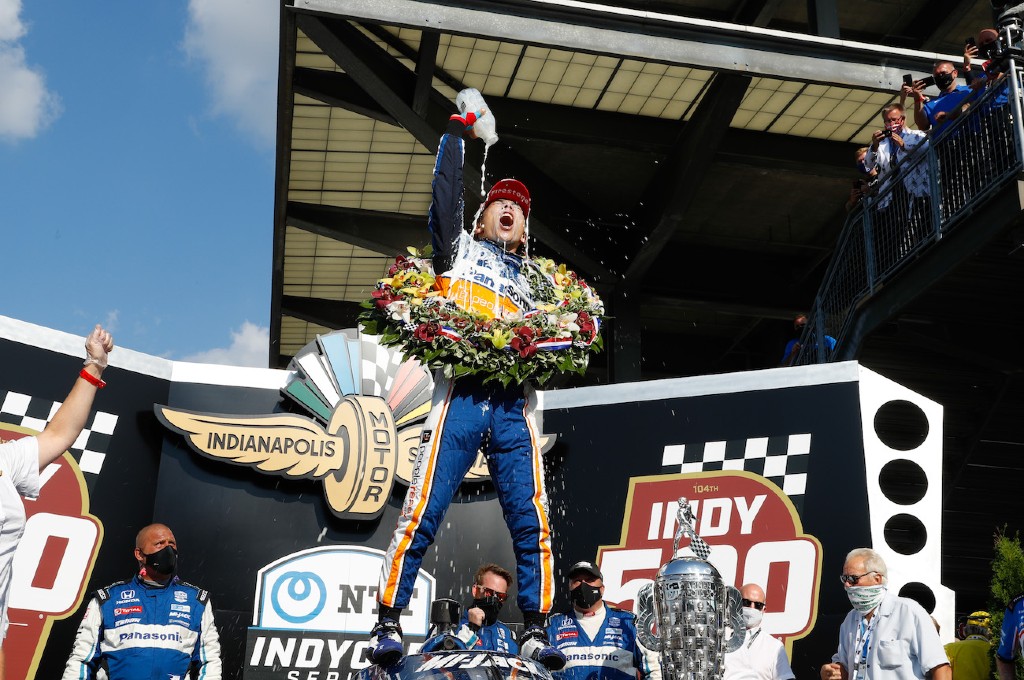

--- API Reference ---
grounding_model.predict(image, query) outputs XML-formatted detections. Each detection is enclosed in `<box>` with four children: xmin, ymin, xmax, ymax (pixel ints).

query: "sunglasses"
<box><xmin>839</xmin><ymin>571</ymin><xmax>877</xmax><ymax>586</ymax></box>
<box><xmin>479</xmin><ymin>586</ymin><xmax>508</xmax><ymax>603</ymax></box>
<box><xmin>742</xmin><ymin>598</ymin><xmax>766</xmax><ymax>611</ymax></box>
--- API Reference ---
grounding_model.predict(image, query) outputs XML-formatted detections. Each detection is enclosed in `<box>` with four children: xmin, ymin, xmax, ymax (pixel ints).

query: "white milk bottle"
<box><xmin>456</xmin><ymin>88</ymin><xmax>498</xmax><ymax>146</ymax></box>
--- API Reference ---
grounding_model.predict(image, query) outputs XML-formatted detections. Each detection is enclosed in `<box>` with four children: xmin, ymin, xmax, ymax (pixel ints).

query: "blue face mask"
<box><xmin>857</xmin><ymin>161</ymin><xmax>871</xmax><ymax>174</ymax></box>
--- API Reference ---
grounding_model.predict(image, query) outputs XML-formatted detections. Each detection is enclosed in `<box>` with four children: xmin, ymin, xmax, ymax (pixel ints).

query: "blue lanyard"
<box><xmin>853</xmin><ymin>615</ymin><xmax>877</xmax><ymax>680</ymax></box>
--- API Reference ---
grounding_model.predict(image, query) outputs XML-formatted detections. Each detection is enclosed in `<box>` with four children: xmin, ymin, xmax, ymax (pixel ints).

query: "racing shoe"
<box><xmin>520</xmin><ymin>625</ymin><xmax>566</xmax><ymax>671</ymax></box>
<box><xmin>368</xmin><ymin>618</ymin><xmax>404</xmax><ymax>666</ymax></box>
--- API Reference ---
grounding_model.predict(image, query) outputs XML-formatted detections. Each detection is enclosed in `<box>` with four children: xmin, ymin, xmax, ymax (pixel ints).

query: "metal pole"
<box><xmin>927</xmin><ymin>144</ymin><xmax>942</xmax><ymax>240</ymax></box>
<box><xmin>861</xmin><ymin>202</ymin><xmax>877</xmax><ymax>294</ymax></box>
<box><xmin>1003</xmin><ymin>23</ymin><xmax>1024</xmax><ymax>164</ymax></box>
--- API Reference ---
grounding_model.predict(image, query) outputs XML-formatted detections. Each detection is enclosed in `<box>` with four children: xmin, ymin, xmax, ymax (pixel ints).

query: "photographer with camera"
<box><xmin>845</xmin><ymin>147</ymin><xmax>878</xmax><ymax>212</ymax></box>
<box><xmin>902</xmin><ymin>62</ymin><xmax>972</xmax><ymax>135</ymax></box>
<box><xmin>864</xmin><ymin>104</ymin><xmax>930</xmax><ymax>267</ymax></box>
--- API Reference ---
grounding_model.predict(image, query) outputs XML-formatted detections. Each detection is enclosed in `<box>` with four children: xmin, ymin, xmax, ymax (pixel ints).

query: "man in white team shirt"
<box><xmin>724</xmin><ymin>583</ymin><xmax>795</xmax><ymax>680</ymax></box>
<box><xmin>0</xmin><ymin>324</ymin><xmax>113</xmax><ymax>680</ymax></box>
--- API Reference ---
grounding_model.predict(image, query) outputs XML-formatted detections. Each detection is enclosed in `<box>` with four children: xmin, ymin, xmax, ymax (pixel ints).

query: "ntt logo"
<box><xmin>119</xmin><ymin>631</ymin><xmax>183</xmax><ymax>643</ymax></box>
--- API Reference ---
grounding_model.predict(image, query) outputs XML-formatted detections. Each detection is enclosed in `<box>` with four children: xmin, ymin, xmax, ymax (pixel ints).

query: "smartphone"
<box><xmin>903</xmin><ymin>73</ymin><xmax>914</xmax><ymax>86</ymax></box>
<box><xmin>920</xmin><ymin>75</ymin><xmax>935</xmax><ymax>88</ymax></box>
<box><xmin>966</xmin><ymin>37</ymin><xmax>977</xmax><ymax>49</ymax></box>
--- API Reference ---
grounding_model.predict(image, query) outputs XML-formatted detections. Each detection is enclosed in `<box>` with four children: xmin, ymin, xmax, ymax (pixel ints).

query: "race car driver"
<box><xmin>371</xmin><ymin>90</ymin><xmax>569</xmax><ymax>671</ymax></box>
<box><xmin>62</xmin><ymin>523</ymin><xmax>221</xmax><ymax>680</ymax></box>
<box><xmin>422</xmin><ymin>563</ymin><xmax>519</xmax><ymax>654</ymax></box>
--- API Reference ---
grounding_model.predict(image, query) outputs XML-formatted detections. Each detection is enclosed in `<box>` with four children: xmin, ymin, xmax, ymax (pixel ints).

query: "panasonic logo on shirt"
<box><xmin>118</xmin><ymin>630</ymin><xmax>183</xmax><ymax>643</ymax></box>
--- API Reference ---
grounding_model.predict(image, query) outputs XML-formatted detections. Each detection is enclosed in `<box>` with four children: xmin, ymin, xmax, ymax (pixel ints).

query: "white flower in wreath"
<box><xmin>387</xmin><ymin>300</ymin><xmax>412</xmax><ymax>324</ymax></box>
<box><xmin>558</xmin><ymin>312</ymin><xmax>580</xmax><ymax>332</ymax></box>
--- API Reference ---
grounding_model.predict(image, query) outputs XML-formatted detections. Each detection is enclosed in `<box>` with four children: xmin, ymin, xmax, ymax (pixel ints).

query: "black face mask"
<box><xmin>142</xmin><ymin>545</ymin><xmax>177</xmax><ymax>576</ymax></box>
<box><xmin>571</xmin><ymin>583</ymin><xmax>602</xmax><ymax>610</ymax></box>
<box><xmin>471</xmin><ymin>596</ymin><xmax>503</xmax><ymax>626</ymax></box>
<box><xmin>934</xmin><ymin>72</ymin><xmax>955</xmax><ymax>90</ymax></box>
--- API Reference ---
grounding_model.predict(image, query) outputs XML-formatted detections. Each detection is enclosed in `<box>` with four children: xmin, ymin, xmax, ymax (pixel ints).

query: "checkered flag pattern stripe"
<box><xmin>0</xmin><ymin>390</ymin><xmax>118</xmax><ymax>482</ymax></box>
<box><xmin>662</xmin><ymin>433</ymin><xmax>811</xmax><ymax>502</ymax></box>
<box><xmin>359</xmin><ymin>334</ymin><xmax>403</xmax><ymax>397</ymax></box>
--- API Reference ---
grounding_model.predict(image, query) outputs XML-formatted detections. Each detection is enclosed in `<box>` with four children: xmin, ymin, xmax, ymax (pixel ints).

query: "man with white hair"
<box><xmin>819</xmin><ymin>548</ymin><xmax>950</xmax><ymax>680</ymax></box>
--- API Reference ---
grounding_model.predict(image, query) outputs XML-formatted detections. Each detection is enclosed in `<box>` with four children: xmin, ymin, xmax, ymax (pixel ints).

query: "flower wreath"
<box><xmin>358</xmin><ymin>247</ymin><xmax>604</xmax><ymax>386</ymax></box>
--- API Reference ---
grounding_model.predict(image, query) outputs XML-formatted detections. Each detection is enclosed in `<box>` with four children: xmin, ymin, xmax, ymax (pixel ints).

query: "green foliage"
<box><xmin>989</xmin><ymin>528</ymin><xmax>1024</xmax><ymax>680</ymax></box>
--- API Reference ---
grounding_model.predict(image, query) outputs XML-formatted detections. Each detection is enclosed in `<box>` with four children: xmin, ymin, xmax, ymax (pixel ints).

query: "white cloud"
<box><xmin>0</xmin><ymin>0</ymin><xmax>26</xmax><ymax>41</ymax></box>
<box><xmin>103</xmin><ymin>309</ymin><xmax>120</xmax><ymax>333</ymax></box>
<box><xmin>183</xmin><ymin>0</ymin><xmax>279</xmax><ymax>147</ymax></box>
<box><xmin>0</xmin><ymin>0</ymin><xmax>60</xmax><ymax>142</ymax></box>
<box><xmin>182</xmin><ymin>321</ymin><xmax>269</xmax><ymax>367</ymax></box>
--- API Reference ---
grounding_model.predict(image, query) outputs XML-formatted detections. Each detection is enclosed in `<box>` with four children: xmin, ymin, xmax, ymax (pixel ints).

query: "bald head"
<box><xmin>741</xmin><ymin>583</ymin><xmax>766</xmax><ymax>605</ymax></box>
<box><xmin>136</xmin><ymin>523</ymin><xmax>173</xmax><ymax>549</ymax></box>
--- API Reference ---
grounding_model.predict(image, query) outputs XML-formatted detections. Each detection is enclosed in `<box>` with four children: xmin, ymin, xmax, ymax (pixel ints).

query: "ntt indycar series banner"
<box><xmin>245</xmin><ymin>546</ymin><xmax>434</xmax><ymax>679</ymax></box>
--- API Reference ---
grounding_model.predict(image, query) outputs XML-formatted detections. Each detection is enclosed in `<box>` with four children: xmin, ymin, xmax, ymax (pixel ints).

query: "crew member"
<box><xmin>945</xmin><ymin>611</ymin><xmax>992</xmax><ymax>680</ymax></box>
<box><xmin>997</xmin><ymin>594</ymin><xmax>1024</xmax><ymax>680</ymax></box>
<box><xmin>62</xmin><ymin>523</ymin><xmax>222</xmax><ymax>679</ymax></box>
<box><xmin>548</xmin><ymin>561</ymin><xmax>660</xmax><ymax>680</ymax></box>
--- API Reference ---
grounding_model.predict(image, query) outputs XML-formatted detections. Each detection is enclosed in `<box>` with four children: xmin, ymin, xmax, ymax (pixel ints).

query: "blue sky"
<box><xmin>0</xmin><ymin>0</ymin><xmax>280</xmax><ymax>366</ymax></box>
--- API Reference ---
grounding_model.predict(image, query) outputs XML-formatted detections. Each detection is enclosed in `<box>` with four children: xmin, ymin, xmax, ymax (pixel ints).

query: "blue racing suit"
<box><xmin>422</xmin><ymin>612</ymin><xmax>519</xmax><ymax>654</ymax></box>
<box><xmin>997</xmin><ymin>594</ymin><xmax>1024</xmax><ymax>663</ymax></box>
<box><xmin>548</xmin><ymin>606</ymin><xmax>659</xmax><ymax>680</ymax></box>
<box><xmin>378</xmin><ymin>119</ymin><xmax>555</xmax><ymax>617</ymax></box>
<box><xmin>62</xmin><ymin>574</ymin><xmax>221</xmax><ymax>680</ymax></box>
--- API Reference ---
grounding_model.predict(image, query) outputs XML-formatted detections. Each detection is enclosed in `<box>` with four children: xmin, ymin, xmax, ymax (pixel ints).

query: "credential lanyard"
<box><xmin>853</xmin><ymin>615</ymin><xmax>877</xmax><ymax>680</ymax></box>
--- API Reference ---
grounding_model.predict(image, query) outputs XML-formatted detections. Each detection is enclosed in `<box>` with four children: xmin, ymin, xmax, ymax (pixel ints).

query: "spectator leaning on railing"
<box><xmin>903</xmin><ymin>61</ymin><xmax>973</xmax><ymax>136</ymax></box>
<box><xmin>846</xmin><ymin>146</ymin><xmax>878</xmax><ymax>212</ymax></box>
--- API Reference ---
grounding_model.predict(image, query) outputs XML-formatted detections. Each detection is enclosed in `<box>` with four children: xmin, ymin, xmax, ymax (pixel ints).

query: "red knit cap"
<box><xmin>484</xmin><ymin>179</ymin><xmax>531</xmax><ymax>218</ymax></box>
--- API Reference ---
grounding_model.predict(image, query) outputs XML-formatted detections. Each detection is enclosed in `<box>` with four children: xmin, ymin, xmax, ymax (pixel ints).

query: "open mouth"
<box><xmin>499</xmin><ymin>214</ymin><xmax>514</xmax><ymax>228</ymax></box>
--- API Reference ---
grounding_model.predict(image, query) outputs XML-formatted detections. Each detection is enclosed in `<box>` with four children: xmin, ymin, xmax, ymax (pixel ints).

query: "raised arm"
<box><xmin>430</xmin><ymin>117</ymin><xmax>471</xmax><ymax>275</ymax></box>
<box><xmin>36</xmin><ymin>325</ymin><xmax>113</xmax><ymax>471</ymax></box>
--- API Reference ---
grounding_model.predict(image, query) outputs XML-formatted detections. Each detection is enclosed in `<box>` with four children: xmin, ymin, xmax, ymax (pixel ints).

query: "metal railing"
<box><xmin>794</xmin><ymin>55</ymin><xmax>1024</xmax><ymax>365</ymax></box>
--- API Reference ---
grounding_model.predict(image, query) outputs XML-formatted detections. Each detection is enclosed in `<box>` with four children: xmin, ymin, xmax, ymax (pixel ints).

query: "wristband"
<box><xmin>79</xmin><ymin>368</ymin><xmax>106</xmax><ymax>389</ymax></box>
<box><xmin>449</xmin><ymin>111</ymin><xmax>478</xmax><ymax>129</ymax></box>
<box><xmin>84</xmin><ymin>356</ymin><xmax>108</xmax><ymax>369</ymax></box>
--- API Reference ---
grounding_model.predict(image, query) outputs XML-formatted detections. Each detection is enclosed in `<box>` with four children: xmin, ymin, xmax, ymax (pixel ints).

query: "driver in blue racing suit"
<box><xmin>997</xmin><ymin>593</ymin><xmax>1024</xmax><ymax>680</ymax></box>
<box><xmin>62</xmin><ymin>524</ymin><xmax>221</xmax><ymax>680</ymax></box>
<box><xmin>371</xmin><ymin>91</ymin><xmax>566</xmax><ymax>671</ymax></box>
<box><xmin>422</xmin><ymin>563</ymin><xmax>519</xmax><ymax>654</ymax></box>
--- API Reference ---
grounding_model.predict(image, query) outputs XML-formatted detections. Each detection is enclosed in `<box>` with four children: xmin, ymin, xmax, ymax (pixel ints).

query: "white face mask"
<box><xmin>742</xmin><ymin>606</ymin><xmax>763</xmax><ymax>629</ymax></box>
<box><xmin>846</xmin><ymin>585</ymin><xmax>886</xmax><ymax>613</ymax></box>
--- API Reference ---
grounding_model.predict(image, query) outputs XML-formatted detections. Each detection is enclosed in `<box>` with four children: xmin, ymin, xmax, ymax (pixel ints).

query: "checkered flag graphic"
<box><xmin>0</xmin><ymin>389</ymin><xmax>118</xmax><ymax>492</ymax></box>
<box><xmin>359</xmin><ymin>333</ymin><xmax>404</xmax><ymax>396</ymax></box>
<box><xmin>662</xmin><ymin>433</ymin><xmax>811</xmax><ymax>510</ymax></box>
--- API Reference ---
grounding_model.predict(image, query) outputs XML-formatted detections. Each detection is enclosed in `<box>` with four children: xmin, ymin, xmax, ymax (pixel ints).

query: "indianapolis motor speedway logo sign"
<box><xmin>156</xmin><ymin>328</ymin><xmax>550</xmax><ymax>520</ymax></box>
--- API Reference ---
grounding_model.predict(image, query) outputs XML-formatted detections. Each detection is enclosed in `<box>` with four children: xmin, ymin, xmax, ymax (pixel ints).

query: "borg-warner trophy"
<box><xmin>636</xmin><ymin>498</ymin><xmax>744</xmax><ymax>680</ymax></box>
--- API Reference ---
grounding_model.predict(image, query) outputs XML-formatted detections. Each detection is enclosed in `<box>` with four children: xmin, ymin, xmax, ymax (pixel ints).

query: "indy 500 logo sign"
<box><xmin>598</xmin><ymin>471</ymin><xmax>822</xmax><ymax>647</ymax></box>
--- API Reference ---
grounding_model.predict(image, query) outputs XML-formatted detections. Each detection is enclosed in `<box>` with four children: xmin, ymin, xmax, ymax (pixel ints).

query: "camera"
<box><xmin>882</xmin><ymin>129</ymin><xmax>893</xmax><ymax>137</ymax></box>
